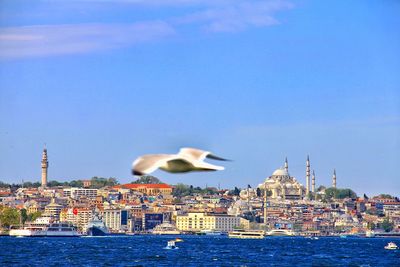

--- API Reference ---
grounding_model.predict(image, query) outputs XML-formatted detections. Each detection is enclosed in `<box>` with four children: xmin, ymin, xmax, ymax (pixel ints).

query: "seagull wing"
<box><xmin>179</xmin><ymin>147</ymin><xmax>229</xmax><ymax>161</ymax></box>
<box><xmin>178</xmin><ymin>147</ymin><xmax>209</xmax><ymax>161</ymax></box>
<box><xmin>132</xmin><ymin>154</ymin><xmax>176</xmax><ymax>175</ymax></box>
<box><xmin>191</xmin><ymin>160</ymin><xmax>225</xmax><ymax>171</ymax></box>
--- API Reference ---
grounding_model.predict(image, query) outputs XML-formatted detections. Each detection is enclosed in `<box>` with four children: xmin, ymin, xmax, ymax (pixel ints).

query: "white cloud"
<box><xmin>0</xmin><ymin>21</ymin><xmax>175</xmax><ymax>58</ymax></box>
<box><xmin>176</xmin><ymin>1</ymin><xmax>292</xmax><ymax>32</ymax></box>
<box><xmin>0</xmin><ymin>0</ymin><xmax>293</xmax><ymax>58</ymax></box>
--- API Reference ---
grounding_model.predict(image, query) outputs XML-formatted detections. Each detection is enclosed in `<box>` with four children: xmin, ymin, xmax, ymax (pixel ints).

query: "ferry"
<box><xmin>9</xmin><ymin>217</ymin><xmax>51</xmax><ymax>237</ymax></box>
<box><xmin>228</xmin><ymin>230</ymin><xmax>265</xmax><ymax>239</ymax></box>
<box><xmin>43</xmin><ymin>223</ymin><xmax>81</xmax><ymax>237</ymax></box>
<box><xmin>197</xmin><ymin>229</ymin><xmax>224</xmax><ymax>236</ymax></box>
<box><xmin>152</xmin><ymin>222</ymin><xmax>181</xmax><ymax>235</ymax></box>
<box><xmin>266</xmin><ymin>229</ymin><xmax>295</xmax><ymax>236</ymax></box>
<box><xmin>384</xmin><ymin>242</ymin><xmax>398</xmax><ymax>250</ymax></box>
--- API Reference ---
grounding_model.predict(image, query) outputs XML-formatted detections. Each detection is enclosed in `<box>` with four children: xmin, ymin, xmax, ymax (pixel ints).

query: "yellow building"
<box><xmin>176</xmin><ymin>212</ymin><xmax>247</xmax><ymax>232</ymax></box>
<box><xmin>114</xmin><ymin>184</ymin><xmax>173</xmax><ymax>196</ymax></box>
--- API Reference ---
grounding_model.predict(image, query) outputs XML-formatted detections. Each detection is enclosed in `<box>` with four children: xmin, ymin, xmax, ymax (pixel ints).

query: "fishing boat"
<box><xmin>384</xmin><ymin>242</ymin><xmax>398</xmax><ymax>250</ymax></box>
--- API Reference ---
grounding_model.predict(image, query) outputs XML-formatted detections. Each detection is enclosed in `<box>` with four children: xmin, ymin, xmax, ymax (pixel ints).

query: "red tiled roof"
<box><xmin>114</xmin><ymin>183</ymin><xmax>173</xmax><ymax>189</ymax></box>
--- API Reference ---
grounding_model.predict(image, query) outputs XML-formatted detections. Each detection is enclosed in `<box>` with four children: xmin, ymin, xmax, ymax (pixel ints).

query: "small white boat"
<box><xmin>164</xmin><ymin>240</ymin><xmax>179</xmax><ymax>250</ymax></box>
<box><xmin>384</xmin><ymin>242</ymin><xmax>398</xmax><ymax>250</ymax></box>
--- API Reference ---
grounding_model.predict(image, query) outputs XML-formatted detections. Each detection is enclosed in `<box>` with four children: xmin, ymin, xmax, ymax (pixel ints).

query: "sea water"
<box><xmin>1</xmin><ymin>236</ymin><xmax>399</xmax><ymax>266</ymax></box>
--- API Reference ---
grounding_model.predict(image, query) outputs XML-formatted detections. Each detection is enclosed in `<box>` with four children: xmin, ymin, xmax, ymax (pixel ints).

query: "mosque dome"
<box><xmin>272</xmin><ymin>168</ymin><xmax>289</xmax><ymax>177</ymax></box>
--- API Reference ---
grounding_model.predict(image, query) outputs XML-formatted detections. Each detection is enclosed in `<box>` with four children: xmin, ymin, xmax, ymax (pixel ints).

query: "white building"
<box><xmin>63</xmin><ymin>188</ymin><xmax>98</xmax><ymax>199</ymax></box>
<box><xmin>101</xmin><ymin>209</ymin><xmax>131</xmax><ymax>232</ymax></box>
<box><xmin>176</xmin><ymin>212</ymin><xmax>248</xmax><ymax>232</ymax></box>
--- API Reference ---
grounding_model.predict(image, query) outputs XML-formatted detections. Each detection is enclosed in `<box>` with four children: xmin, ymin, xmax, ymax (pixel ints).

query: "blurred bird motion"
<box><xmin>132</xmin><ymin>147</ymin><xmax>229</xmax><ymax>176</ymax></box>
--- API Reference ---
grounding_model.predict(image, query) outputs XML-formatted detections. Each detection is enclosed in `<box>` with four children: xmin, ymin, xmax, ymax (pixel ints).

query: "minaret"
<box><xmin>263</xmin><ymin>182</ymin><xmax>267</xmax><ymax>226</ymax></box>
<box><xmin>312</xmin><ymin>170</ymin><xmax>316</xmax><ymax>193</ymax></box>
<box><xmin>332</xmin><ymin>169</ymin><xmax>337</xmax><ymax>188</ymax></box>
<box><xmin>284</xmin><ymin>157</ymin><xmax>289</xmax><ymax>173</ymax></box>
<box><xmin>305</xmin><ymin>155</ymin><xmax>310</xmax><ymax>198</ymax></box>
<box><xmin>41</xmin><ymin>146</ymin><xmax>49</xmax><ymax>187</ymax></box>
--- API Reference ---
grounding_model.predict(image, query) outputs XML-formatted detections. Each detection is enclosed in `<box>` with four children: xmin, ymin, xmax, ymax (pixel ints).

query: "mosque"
<box><xmin>257</xmin><ymin>156</ymin><xmax>337</xmax><ymax>201</ymax></box>
<box><xmin>257</xmin><ymin>158</ymin><xmax>306</xmax><ymax>201</ymax></box>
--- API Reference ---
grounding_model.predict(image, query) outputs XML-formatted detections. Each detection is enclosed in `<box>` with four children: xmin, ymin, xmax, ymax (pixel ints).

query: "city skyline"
<box><xmin>0</xmin><ymin>0</ymin><xmax>399</xmax><ymax>196</ymax></box>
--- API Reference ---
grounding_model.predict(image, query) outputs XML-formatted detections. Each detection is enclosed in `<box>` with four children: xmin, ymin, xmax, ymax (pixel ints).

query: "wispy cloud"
<box><xmin>0</xmin><ymin>0</ymin><xmax>293</xmax><ymax>58</ymax></box>
<box><xmin>176</xmin><ymin>1</ymin><xmax>293</xmax><ymax>32</ymax></box>
<box><xmin>0</xmin><ymin>21</ymin><xmax>175</xmax><ymax>58</ymax></box>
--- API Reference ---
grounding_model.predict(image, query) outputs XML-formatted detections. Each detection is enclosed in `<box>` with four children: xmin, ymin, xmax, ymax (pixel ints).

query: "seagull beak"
<box><xmin>207</xmin><ymin>154</ymin><xmax>232</xmax><ymax>161</ymax></box>
<box><xmin>132</xmin><ymin>170</ymin><xmax>144</xmax><ymax>176</ymax></box>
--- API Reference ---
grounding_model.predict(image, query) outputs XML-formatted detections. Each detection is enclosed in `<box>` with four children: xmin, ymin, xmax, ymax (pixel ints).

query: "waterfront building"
<box><xmin>101</xmin><ymin>209</ymin><xmax>130</xmax><ymax>232</ymax></box>
<box><xmin>63</xmin><ymin>188</ymin><xmax>98</xmax><ymax>199</ymax></box>
<box><xmin>60</xmin><ymin>207</ymin><xmax>93</xmax><ymax>232</ymax></box>
<box><xmin>142</xmin><ymin>213</ymin><xmax>163</xmax><ymax>231</ymax></box>
<box><xmin>113</xmin><ymin>183</ymin><xmax>173</xmax><ymax>196</ymax></box>
<box><xmin>257</xmin><ymin>160</ymin><xmax>304</xmax><ymax>200</ymax></box>
<box><xmin>41</xmin><ymin>147</ymin><xmax>49</xmax><ymax>187</ymax></box>
<box><xmin>176</xmin><ymin>212</ymin><xmax>247</xmax><ymax>232</ymax></box>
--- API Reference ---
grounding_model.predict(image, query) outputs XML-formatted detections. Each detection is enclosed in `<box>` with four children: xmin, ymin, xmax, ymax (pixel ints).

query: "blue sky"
<box><xmin>0</xmin><ymin>0</ymin><xmax>399</xmax><ymax>196</ymax></box>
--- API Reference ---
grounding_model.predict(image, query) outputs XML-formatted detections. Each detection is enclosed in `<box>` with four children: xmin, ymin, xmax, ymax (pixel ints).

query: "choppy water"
<box><xmin>1</xmin><ymin>236</ymin><xmax>399</xmax><ymax>266</ymax></box>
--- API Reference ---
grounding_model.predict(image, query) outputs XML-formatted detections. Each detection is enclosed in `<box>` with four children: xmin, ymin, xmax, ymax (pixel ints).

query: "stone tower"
<box><xmin>305</xmin><ymin>155</ymin><xmax>310</xmax><ymax>198</ymax></box>
<box><xmin>41</xmin><ymin>146</ymin><xmax>49</xmax><ymax>187</ymax></box>
<box><xmin>312</xmin><ymin>170</ymin><xmax>316</xmax><ymax>193</ymax></box>
<box><xmin>332</xmin><ymin>169</ymin><xmax>337</xmax><ymax>188</ymax></box>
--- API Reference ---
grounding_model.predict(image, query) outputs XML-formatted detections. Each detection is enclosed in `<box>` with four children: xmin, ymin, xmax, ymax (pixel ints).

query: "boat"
<box><xmin>9</xmin><ymin>217</ymin><xmax>51</xmax><ymax>237</ymax></box>
<box><xmin>175</xmin><ymin>238</ymin><xmax>184</xmax><ymax>242</ymax></box>
<box><xmin>384</xmin><ymin>242</ymin><xmax>398</xmax><ymax>250</ymax></box>
<box><xmin>164</xmin><ymin>240</ymin><xmax>179</xmax><ymax>250</ymax></box>
<box><xmin>42</xmin><ymin>223</ymin><xmax>81</xmax><ymax>237</ymax></box>
<box><xmin>228</xmin><ymin>230</ymin><xmax>265</xmax><ymax>239</ymax></box>
<box><xmin>152</xmin><ymin>222</ymin><xmax>181</xmax><ymax>235</ymax></box>
<box><xmin>197</xmin><ymin>229</ymin><xmax>224</xmax><ymax>236</ymax></box>
<box><xmin>266</xmin><ymin>229</ymin><xmax>295</xmax><ymax>236</ymax></box>
<box><xmin>86</xmin><ymin>214</ymin><xmax>110</xmax><ymax>236</ymax></box>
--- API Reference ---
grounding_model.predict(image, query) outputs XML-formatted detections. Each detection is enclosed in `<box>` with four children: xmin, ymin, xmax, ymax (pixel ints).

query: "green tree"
<box><xmin>381</xmin><ymin>218</ymin><xmax>394</xmax><ymax>232</ymax></box>
<box><xmin>28</xmin><ymin>211</ymin><xmax>42</xmax><ymax>222</ymax></box>
<box><xmin>20</xmin><ymin>209</ymin><xmax>28</xmax><ymax>225</ymax></box>
<box><xmin>70</xmin><ymin>180</ymin><xmax>84</xmax><ymax>187</ymax></box>
<box><xmin>324</xmin><ymin>187</ymin><xmax>357</xmax><ymax>201</ymax></box>
<box><xmin>317</xmin><ymin>185</ymin><xmax>326</xmax><ymax>192</ymax></box>
<box><xmin>132</xmin><ymin>175</ymin><xmax>162</xmax><ymax>184</ymax></box>
<box><xmin>367</xmin><ymin>222</ymin><xmax>376</xmax><ymax>230</ymax></box>
<box><xmin>0</xmin><ymin>207</ymin><xmax>20</xmax><ymax>228</ymax></box>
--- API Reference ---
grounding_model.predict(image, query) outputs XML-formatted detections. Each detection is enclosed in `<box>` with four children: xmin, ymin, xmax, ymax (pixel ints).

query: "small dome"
<box><xmin>272</xmin><ymin>168</ymin><xmax>289</xmax><ymax>177</ymax></box>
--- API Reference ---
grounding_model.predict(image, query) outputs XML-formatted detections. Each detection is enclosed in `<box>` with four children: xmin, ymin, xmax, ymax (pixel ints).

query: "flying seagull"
<box><xmin>132</xmin><ymin>147</ymin><xmax>229</xmax><ymax>176</ymax></box>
